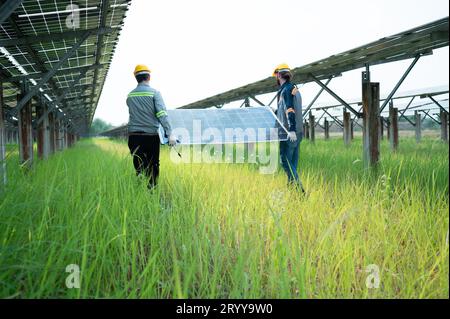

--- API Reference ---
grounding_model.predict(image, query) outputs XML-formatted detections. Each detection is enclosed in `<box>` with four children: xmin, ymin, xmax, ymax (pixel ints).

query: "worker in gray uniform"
<box><xmin>126</xmin><ymin>64</ymin><xmax>177</xmax><ymax>190</ymax></box>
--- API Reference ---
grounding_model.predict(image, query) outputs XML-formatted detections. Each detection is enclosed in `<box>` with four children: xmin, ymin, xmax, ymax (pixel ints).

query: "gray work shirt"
<box><xmin>126</xmin><ymin>82</ymin><xmax>172</xmax><ymax>136</ymax></box>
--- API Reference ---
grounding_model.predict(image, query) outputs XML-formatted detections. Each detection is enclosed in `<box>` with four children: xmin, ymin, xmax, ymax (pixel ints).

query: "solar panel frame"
<box><xmin>0</xmin><ymin>0</ymin><xmax>131</xmax><ymax>133</ymax></box>
<box><xmin>179</xmin><ymin>18</ymin><xmax>449</xmax><ymax>110</ymax></box>
<box><xmin>158</xmin><ymin>107</ymin><xmax>290</xmax><ymax>145</ymax></box>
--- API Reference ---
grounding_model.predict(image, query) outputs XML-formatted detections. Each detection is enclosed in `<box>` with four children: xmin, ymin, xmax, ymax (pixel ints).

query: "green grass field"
<box><xmin>0</xmin><ymin>137</ymin><xmax>448</xmax><ymax>298</ymax></box>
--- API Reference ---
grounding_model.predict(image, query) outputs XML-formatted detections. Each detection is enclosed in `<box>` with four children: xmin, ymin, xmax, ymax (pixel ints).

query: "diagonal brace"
<box><xmin>323</xmin><ymin>109</ymin><xmax>343</xmax><ymax>128</ymax></box>
<box><xmin>309</xmin><ymin>74</ymin><xmax>361</xmax><ymax>117</ymax></box>
<box><xmin>421</xmin><ymin>110</ymin><xmax>441</xmax><ymax>125</ymax></box>
<box><xmin>314</xmin><ymin>112</ymin><xmax>326</xmax><ymax>127</ymax></box>
<box><xmin>379</xmin><ymin>55</ymin><xmax>421</xmax><ymax>113</ymax></box>
<box><xmin>398</xmin><ymin>97</ymin><xmax>417</xmax><ymax>126</ymax></box>
<box><xmin>0</xmin><ymin>0</ymin><xmax>23</xmax><ymax>25</ymax></box>
<box><xmin>249</xmin><ymin>95</ymin><xmax>265</xmax><ymax>107</ymax></box>
<box><xmin>428</xmin><ymin>95</ymin><xmax>449</xmax><ymax>115</ymax></box>
<box><xmin>35</xmin><ymin>70</ymin><xmax>86</xmax><ymax>127</ymax></box>
<box><xmin>11</xmin><ymin>30</ymin><xmax>93</xmax><ymax>117</ymax></box>
<box><xmin>303</xmin><ymin>77</ymin><xmax>333</xmax><ymax>118</ymax></box>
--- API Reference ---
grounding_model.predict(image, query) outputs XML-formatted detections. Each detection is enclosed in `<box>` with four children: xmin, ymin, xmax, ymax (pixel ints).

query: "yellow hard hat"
<box><xmin>272</xmin><ymin>63</ymin><xmax>291</xmax><ymax>77</ymax></box>
<box><xmin>134</xmin><ymin>64</ymin><xmax>151</xmax><ymax>76</ymax></box>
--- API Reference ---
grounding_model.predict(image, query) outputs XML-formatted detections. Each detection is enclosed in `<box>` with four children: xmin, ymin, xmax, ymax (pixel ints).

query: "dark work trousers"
<box><xmin>128</xmin><ymin>134</ymin><xmax>161</xmax><ymax>189</ymax></box>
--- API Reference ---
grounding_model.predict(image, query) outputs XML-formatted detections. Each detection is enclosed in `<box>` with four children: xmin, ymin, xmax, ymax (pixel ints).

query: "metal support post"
<box><xmin>309</xmin><ymin>112</ymin><xmax>315</xmax><ymax>143</ymax></box>
<box><xmin>415</xmin><ymin>111</ymin><xmax>422</xmax><ymax>143</ymax></box>
<box><xmin>441</xmin><ymin>110</ymin><xmax>449</xmax><ymax>143</ymax></box>
<box><xmin>343</xmin><ymin>110</ymin><xmax>352</xmax><ymax>146</ymax></box>
<box><xmin>389</xmin><ymin>102</ymin><xmax>399</xmax><ymax>152</ymax></box>
<box><xmin>0</xmin><ymin>80</ymin><xmax>7</xmax><ymax>186</ymax></box>
<box><xmin>362</xmin><ymin>79</ymin><xmax>380</xmax><ymax>168</ymax></box>
<box><xmin>324</xmin><ymin>118</ymin><xmax>330</xmax><ymax>140</ymax></box>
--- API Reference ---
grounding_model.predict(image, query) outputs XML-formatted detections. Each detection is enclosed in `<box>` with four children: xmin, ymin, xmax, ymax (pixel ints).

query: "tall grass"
<box><xmin>0</xmin><ymin>137</ymin><xmax>448</xmax><ymax>298</ymax></box>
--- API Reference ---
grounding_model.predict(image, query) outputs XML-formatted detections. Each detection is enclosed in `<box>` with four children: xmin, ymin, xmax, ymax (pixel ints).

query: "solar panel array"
<box><xmin>0</xmin><ymin>0</ymin><xmax>131</xmax><ymax>134</ymax></box>
<box><xmin>100</xmin><ymin>88</ymin><xmax>449</xmax><ymax>139</ymax></box>
<box><xmin>99</xmin><ymin>17</ymin><xmax>449</xmax><ymax>139</ymax></box>
<box><xmin>179</xmin><ymin>18</ymin><xmax>449</xmax><ymax>110</ymax></box>
<box><xmin>158</xmin><ymin>107</ymin><xmax>289</xmax><ymax>145</ymax></box>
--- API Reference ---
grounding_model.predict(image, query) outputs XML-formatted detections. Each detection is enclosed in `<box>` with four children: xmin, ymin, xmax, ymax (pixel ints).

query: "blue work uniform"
<box><xmin>276</xmin><ymin>81</ymin><xmax>304</xmax><ymax>190</ymax></box>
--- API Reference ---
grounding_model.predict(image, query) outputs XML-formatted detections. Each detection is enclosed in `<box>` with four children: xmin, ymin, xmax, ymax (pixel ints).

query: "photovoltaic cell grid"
<box><xmin>180</xmin><ymin>18</ymin><xmax>449</xmax><ymax>110</ymax></box>
<box><xmin>0</xmin><ymin>0</ymin><xmax>131</xmax><ymax>133</ymax></box>
<box><xmin>158</xmin><ymin>107</ymin><xmax>289</xmax><ymax>145</ymax></box>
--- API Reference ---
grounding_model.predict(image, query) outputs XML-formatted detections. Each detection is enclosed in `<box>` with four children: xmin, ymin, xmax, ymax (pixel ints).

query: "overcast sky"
<box><xmin>95</xmin><ymin>0</ymin><xmax>449</xmax><ymax>126</ymax></box>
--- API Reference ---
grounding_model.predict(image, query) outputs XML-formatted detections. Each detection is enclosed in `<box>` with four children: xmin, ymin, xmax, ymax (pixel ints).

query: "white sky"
<box><xmin>95</xmin><ymin>0</ymin><xmax>449</xmax><ymax>126</ymax></box>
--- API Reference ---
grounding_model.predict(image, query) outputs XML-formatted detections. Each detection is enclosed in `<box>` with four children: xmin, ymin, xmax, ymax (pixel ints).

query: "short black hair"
<box><xmin>279</xmin><ymin>71</ymin><xmax>292</xmax><ymax>82</ymax></box>
<box><xmin>135</xmin><ymin>73</ymin><xmax>150</xmax><ymax>83</ymax></box>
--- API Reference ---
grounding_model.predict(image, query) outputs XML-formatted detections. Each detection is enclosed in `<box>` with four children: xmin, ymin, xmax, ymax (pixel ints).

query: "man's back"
<box><xmin>127</xmin><ymin>83</ymin><xmax>165</xmax><ymax>134</ymax></box>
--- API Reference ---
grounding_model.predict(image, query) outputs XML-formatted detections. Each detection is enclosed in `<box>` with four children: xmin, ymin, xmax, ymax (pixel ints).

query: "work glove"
<box><xmin>168</xmin><ymin>134</ymin><xmax>177</xmax><ymax>146</ymax></box>
<box><xmin>288</xmin><ymin>131</ymin><xmax>297</xmax><ymax>142</ymax></box>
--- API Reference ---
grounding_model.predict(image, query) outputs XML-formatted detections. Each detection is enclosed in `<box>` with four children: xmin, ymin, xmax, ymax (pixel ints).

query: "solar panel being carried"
<box><xmin>158</xmin><ymin>107</ymin><xmax>289</xmax><ymax>145</ymax></box>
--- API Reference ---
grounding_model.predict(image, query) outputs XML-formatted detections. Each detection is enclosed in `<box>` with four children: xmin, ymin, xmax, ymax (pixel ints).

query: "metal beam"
<box><xmin>89</xmin><ymin>0</ymin><xmax>109</xmax><ymax>110</ymax></box>
<box><xmin>420</xmin><ymin>110</ymin><xmax>441</xmax><ymax>125</ymax></box>
<box><xmin>398</xmin><ymin>96</ymin><xmax>416</xmax><ymax>126</ymax></box>
<box><xmin>428</xmin><ymin>95</ymin><xmax>449</xmax><ymax>114</ymax></box>
<box><xmin>379</xmin><ymin>55</ymin><xmax>421</xmax><ymax>113</ymax></box>
<box><xmin>314</xmin><ymin>112</ymin><xmax>326</xmax><ymax>127</ymax></box>
<box><xmin>60</xmin><ymin>84</ymin><xmax>95</xmax><ymax>92</ymax></box>
<box><xmin>303</xmin><ymin>77</ymin><xmax>333</xmax><ymax>118</ymax></box>
<box><xmin>351</xmin><ymin>108</ymin><xmax>364</xmax><ymax>129</ymax></box>
<box><xmin>11</xmin><ymin>30</ymin><xmax>93</xmax><ymax>117</ymax></box>
<box><xmin>43</xmin><ymin>106</ymin><xmax>82</xmax><ymax>136</ymax></box>
<box><xmin>63</xmin><ymin>104</ymin><xmax>92</xmax><ymax>113</ymax></box>
<box><xmin>0</xmin><ymin>0</ymin><xmax>22</xmax><ymax>25</ymax></box>
<box><xmin>7</xmin><ymin>64</ymin><xmax>103</xmax><ymax>82</ymax></box>
<box><xmin>249</xmin><ymin>95</ymin><xmax>265</xmax><ymax>107</ymax></box>
<box><xmin>60</xmin><ymin>95</ymin><xmax>93</xmax><ymax>103</ymax></box>
<box><xmin>309</xmin><ymin>74</ymin><xmax>361</xmax><ymax>117</ymax></box>
<box><xmin>0</xmin><ymin>79</ymin><xmax>7</xmax><ymax>186</ymax></box>
<box><xmin>0</xmin><ymin>27</ymin><xmax>112</xmax><ymax>47</ymax></box>
<box><xmin>322</xmin><ymin>109</ymin><xmax>343</xmax><ymax>128</ymax></box>
<box><xmin>5</xmin><ymin>15</ymin><xmax>72</xmax><ymax>119</ymax></box>
<box><xmin>269</xmin><ymin>93</ymin><xmax>278</xmax><ymax>107</ymax></box>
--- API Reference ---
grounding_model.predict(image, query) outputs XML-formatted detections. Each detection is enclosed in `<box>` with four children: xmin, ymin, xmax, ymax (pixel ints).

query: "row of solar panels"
<box><xmin>178</xmin><ymin>17</ymin><xmax>449</xmax><ymax>110</ymax></box>
<box><xmin>101</xmin><ymin>86</ymin><xmax>449</xmax><ymax>141</ymax></box>
<box><xmin>101</xmin><ymin>17</ymin><xmax>448</xmax><ymax>144</ymax></box>
<box><xmin>0</xmin><ymin>0</ymin><xmax>131</xmax><ymax>134</ymax></box>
